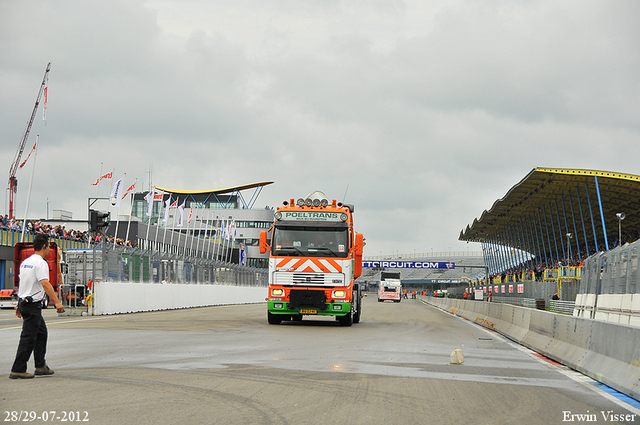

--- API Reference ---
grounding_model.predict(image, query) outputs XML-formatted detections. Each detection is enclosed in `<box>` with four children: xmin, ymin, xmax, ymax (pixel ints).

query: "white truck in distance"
<box><xmin>377</xmin><ymin>271</ymin><xmax>402</xmax><ymax>302</ymax></box>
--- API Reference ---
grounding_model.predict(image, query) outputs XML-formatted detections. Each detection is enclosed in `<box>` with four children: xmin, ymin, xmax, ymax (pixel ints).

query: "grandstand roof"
<box><xmin>459</xmin><ymin>168</ymin><xmax>640</xmax><ymax>257</ymax></box>
<box><xmin>153</xmin><ymin>181</ymin><xmax>274</xmax><ymax>195</ymax></box>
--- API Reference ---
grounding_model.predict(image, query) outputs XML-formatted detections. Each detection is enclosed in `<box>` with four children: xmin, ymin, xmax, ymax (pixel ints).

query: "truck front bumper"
<box><xmin>267</xmin><ymin>301</ymin><xmax>352</xmax><ymax>317</ymax></box>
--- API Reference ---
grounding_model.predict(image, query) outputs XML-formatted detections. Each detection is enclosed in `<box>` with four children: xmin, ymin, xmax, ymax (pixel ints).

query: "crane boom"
<box><xmin>8</xmin><ymin>62</ymin><xmax>51</xmax><ymax>219</ymax></box>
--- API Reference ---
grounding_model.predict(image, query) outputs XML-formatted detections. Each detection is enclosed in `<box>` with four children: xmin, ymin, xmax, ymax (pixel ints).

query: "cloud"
<box><xmin>1</xmin><ymin>0</ymin><xmax>639</xmax><ymax>258</ymax></box>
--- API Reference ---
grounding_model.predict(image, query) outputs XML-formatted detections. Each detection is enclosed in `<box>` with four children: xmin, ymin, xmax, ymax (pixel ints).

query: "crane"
<box><xmin>8</xmin><ymin>62</ymin><xmax>51</xmax><ymax>219</ymax></box>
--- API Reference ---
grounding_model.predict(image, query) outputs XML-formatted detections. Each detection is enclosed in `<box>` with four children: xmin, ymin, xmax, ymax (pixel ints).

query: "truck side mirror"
<box><xmin>354</xmin><ymin>233</ymin><xmax>364</xmax><ymax>278</ymax></box>
<box><xmin>259</xmin><ymin>230</ymin><xmax>269</xmax><ymax>254</ymax></box>
<box><xmin>355</xmin><ymin>233</ymin><xmax>364</xmax><ymax>256</ymax></box>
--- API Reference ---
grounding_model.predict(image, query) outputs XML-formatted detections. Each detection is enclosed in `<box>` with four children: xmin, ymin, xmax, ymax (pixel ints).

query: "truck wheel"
<box><xmin>353</xmin><ymin>308</ymin><xmax>361</xmax><ymax>324</ymax></box>
<box><xmin>353</xmin><ymin>297</ymin><xmax>361</xmax><ymax>323</ymax></box>
<box><xmin>338</xmin><ymin>312</ymin><xmax>353</xmax><ymax>327</ymax></box>
<box><xmin>267</xmin><ymin>311</ymin><xmax>282</xmax><ymax>325</ymax></box>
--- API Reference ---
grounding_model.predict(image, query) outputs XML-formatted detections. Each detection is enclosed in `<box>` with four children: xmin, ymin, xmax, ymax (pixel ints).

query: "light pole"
<box><xmin>616</xmin><ymin>213</ymin><xmax>625</xmax><ymax>246</ymax></box>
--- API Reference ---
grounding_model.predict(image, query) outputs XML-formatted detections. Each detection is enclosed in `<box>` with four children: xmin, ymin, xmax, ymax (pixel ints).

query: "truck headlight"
<box><xmin>272</xmin><ymin>288</ymin><xmax>284</xmax><ymax>296</ymax></box>
<box><xmin>332</xmin><ymin>290</ymin><xmax>346</xmax><ymax>298</ymax></box>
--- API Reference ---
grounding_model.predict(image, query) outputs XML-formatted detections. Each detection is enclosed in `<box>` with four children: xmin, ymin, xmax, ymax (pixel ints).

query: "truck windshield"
<box><xmin>273</xmin><ymin>225</ymin><xmax>349</xmax><ymax>258</ymax></box>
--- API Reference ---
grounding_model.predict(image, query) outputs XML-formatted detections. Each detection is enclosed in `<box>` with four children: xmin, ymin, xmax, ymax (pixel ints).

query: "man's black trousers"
<box><xmin>11</xmin><ymin>301</ymin><xmax>48</xmax><ymax>373</ymax></box>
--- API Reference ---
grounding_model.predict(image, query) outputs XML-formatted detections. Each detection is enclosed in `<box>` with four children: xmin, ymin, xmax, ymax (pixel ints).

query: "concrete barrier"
<box><xmin>425</xmin><ymin>297</ymin><xmax>640</xmax><ymax>402</ymax></box>
<box><xmin>93</xmin><ymin>282</ymin><xmax>266</xmax><ymax>315</ymax></box>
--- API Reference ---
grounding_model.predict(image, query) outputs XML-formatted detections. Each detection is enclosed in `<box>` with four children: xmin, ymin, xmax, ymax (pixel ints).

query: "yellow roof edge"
<box><xmin>535</xmin><ymin>167</ymin><xmax>640</xmax><ymax>182</ymax></box>
<box><xmin>152</xmin><ymin>181</ymin><xmax>274</xmax><ymax>195</ymax></box>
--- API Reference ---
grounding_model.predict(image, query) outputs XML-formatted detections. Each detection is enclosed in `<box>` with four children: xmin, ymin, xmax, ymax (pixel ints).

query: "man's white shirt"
<box><xmin>17</xmin><ymin>254</ymin><xmax>49</xmax><ymax>302</ymax></box>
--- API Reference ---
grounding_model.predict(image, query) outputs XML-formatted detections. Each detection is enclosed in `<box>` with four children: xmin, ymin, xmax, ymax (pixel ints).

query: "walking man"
<box><xmin>10</xmin><ymin>234</ymin><xmax>65</xmax><ymax>379</ymax></box>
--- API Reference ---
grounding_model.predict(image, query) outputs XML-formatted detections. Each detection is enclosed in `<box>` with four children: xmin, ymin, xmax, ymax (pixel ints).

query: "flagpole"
<box><xmin>144</xmin><ymin>188</ymin><xmax>153</xmax><ymax>247</ymax></box>
<box><xmin>222</xmin><ymin>218</ymin><xmax>229</xmax><ymax>264</ymax></box>
<box><xmin>124</xmin><ymin>178</ymin><xmax>137</xmax><ymax>247</ymax></box>
<box><xmin>154</xmin><ymin>190</ymin><xmax>163</xmax><ymax>252</ymax></box>
<box><xmin>162</xmin><ymin>196</ymin><xmax>171</xmax><ymax>253</ymax></box>
<box><xmin>206</xmin><ymin>212</ymin><xmax>213</xmax><ymax>260</ymax></box>
<box><xmin>106</xmin><ymin>168</ymin><xmax>116</xmax><ymax>244</ymax></box>
<box><xmin>20</xmin><ymin>135</ymin><xmax>39</xmax><ymax>243</ymax></box>
<box><xmin>214</xmin><ymin>217</ymin><xmax>222</xmax><ymax>263</ymax></box>
<box><xmin>95</xmin><ymin>162</ymin><xmax>103</xmax><ymax>198</ymax></box>
<box><xmin>226</xmin><ymin>219</ymin><xmax>233</xmax><ymax>264</ymax></box>
<box><xmin>222</xmin><ymin>218</ymin><xmax>228</xmax><ymax>264</ymax></box>
<box><xmin>113</xmin><ymin>173</ymin><xmax>125</xmax><ymax>246</ymax></box>
<box><xmin>178</xmin><ymin>206</ymin><xmax>185</xmax><ymax>258</ymax></box>
<box><xmin>215</xmin><ymin>218</ymin><xmax>223</xmax><ymax>263</ymax></box>
<box><xmin>196</xmin><ymin>208</ymin><xmax>207</xmax><ymax>258</ymax></box>
<box><xmin>185</xmin><ymin>206</ymin><xmax>193</xmax><ymax>257</ymax></box>
<box><xmin>195</xmin><ymin>205</ymin><xmax>205</xmax><ymax>258</ymax></box>
<box><xmin>189</xmin><ymin>206</ymin><xmax>198</xmax><ymax>255</ymax></box>
<box><xmin>170</xmin><ymin>198</ymin><xmax>178</xmax><ymax>255</ymax></box>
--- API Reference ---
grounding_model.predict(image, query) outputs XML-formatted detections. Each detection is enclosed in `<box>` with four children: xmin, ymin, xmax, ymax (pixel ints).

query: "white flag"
<box><xmin>224</xmin><ymin>219</ymin><xmax>231</xmax><ymax>240</ymax></box>
<box><xmin>110</xmin><ymin>177</ymin><xmax>125</xmax><ymax>208</ymax></box>
<box><xmin>177</xmin><ymin>200</ymin><xmax>186</xmax><ymax>227</ymax></box>
<box><xmin>164</xmin><ymin>197</ymin><xmax>171</xmax><ymax>224</ymax></box>
<box><xmin>144</xmin><ymin>190</ymin><xmax>154</xmax><ymax>216</ymax></box>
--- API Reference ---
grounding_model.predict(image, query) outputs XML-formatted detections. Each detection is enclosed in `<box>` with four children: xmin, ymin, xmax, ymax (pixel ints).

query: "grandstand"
<box><xmin>360</xmin><ymin>168</ymin><xmax>640</xmax><ymax>294</ymax></box>
<box><xmin>459</xmin><ymin>168</ymin><xmax>640</xmax><ymax>271</ymax></box>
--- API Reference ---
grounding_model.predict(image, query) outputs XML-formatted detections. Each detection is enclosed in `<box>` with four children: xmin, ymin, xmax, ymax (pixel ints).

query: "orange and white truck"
<box><xmin>260</xmin><ymin>191</ymin><xmax>365</xmax><ymax>326</ymax></box>
<box><xmin>377</xmin><ymin>271</ymin><xmax>402</xmax><ymax>302</ymax></box>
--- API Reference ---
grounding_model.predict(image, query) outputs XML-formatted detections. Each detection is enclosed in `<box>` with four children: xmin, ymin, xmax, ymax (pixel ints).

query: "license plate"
<box><xmin>300</xmin><ymin>309</ymin><xmax>317</xmax><ymax>314</ymax></box>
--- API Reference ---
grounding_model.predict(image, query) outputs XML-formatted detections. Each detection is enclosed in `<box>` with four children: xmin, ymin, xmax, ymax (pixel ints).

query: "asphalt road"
<box><xmin>1</xmin><ymin>296</ymin><xmax>639</xmax><ymax>424</ymax></box>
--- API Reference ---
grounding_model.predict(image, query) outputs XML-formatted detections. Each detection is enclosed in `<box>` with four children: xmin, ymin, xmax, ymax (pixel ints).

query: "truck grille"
<box><xmin>273</xmin><ymin>272</ymin><xmax>344</xmax><ymax>286</ymax></box>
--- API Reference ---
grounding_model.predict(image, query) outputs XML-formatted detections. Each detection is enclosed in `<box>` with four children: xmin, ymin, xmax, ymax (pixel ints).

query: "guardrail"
<box><xmin>426</xmin><ymin>296</ymin><xmax>640</xmax><ymax>403</ymax></box>
<box><xmin>491</xmin><ymin>296</ymin><xmax>575</xmax><ymax>314</ymax></box>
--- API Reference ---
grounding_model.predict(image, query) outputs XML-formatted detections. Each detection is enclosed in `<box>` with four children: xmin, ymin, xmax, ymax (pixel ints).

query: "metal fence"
<box><xmin>64</xmin><ymin>241</ymin><xmax>268</xmax><ymax>287</ymax></box>
<box><xmin>580</xmin><ymin>241</ymin><xmax>640</xmax><ymax>295</ymax></box>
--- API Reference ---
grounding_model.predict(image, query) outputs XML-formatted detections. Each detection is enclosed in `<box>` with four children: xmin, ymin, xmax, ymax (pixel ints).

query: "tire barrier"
<box><xmin>426</xmin><ymin>297</ymin><xmax>640</xmax><ymax>402</ymax></box>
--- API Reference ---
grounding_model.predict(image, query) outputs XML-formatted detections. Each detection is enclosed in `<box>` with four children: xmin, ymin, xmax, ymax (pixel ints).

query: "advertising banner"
<box><xmin>363</xmin><ymin>261</ymin><xmax>455</xmax><ymax>269</ymax></box>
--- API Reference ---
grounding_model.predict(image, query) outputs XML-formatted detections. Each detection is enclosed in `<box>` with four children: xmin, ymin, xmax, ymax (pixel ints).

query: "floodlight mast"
<box><xmin>8</xmin><ymin>62</ymin><xmax>51</xmax><ymax>219</ymax></box>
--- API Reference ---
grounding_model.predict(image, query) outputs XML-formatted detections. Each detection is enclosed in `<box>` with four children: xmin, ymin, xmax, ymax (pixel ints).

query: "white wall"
<box><xmin>93</xmin><ymin>282</ymin><xmax>266</xmax><ymax>315</ymax></box>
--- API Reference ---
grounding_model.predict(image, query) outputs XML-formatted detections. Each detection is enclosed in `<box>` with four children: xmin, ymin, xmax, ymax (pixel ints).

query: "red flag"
<box><xmin>19</xmin><ymin>141</ymin><xmax>38</xmax><ymax>169</ymax></box>
<box><xmin>92</xmin><ymin>171</ymin><xmax>113</xmax><ymax>186</ymax></box>
<box><xmin>42</xmin><ymin>85</ymin><xmax>48</xmax><ymax>121</ymax></box>
<box><xmin>121</xmin><ymin>182</ymin><xmax>136</xmax><ymax>200</ymax></box>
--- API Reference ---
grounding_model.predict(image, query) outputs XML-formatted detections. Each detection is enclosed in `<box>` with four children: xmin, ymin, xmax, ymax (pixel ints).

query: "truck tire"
<box><xmin>353</xmin><ymin>297</ymin><xmax>361</xmax><ymax>324</ymax></box>
<box><xmin>338</xmin><ymin>312</ymin><xmax>353</xmax><ymax>326</ymax></box>
<box><xmin>267</xmin><ymin>311</ymin><xmax>282</xmax><ymax>325</ymax></box>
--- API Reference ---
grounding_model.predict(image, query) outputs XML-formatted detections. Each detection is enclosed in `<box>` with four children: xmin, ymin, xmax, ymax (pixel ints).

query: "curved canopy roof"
<box><xmin>153</xmin><ymin>181</ymin><xmax>274</xmax><ymax>195</ymax></box>
<box><xmin>459</xmin><ymin>168</ymin><xmax>640</xmax><ymax>258</ymax></box>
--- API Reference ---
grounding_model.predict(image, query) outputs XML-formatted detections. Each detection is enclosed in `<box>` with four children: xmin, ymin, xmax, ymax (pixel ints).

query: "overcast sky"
<box><xmin>2</xmin><ymin>1</ymin><xmax>639</xmax><ymax>258</ymax></box>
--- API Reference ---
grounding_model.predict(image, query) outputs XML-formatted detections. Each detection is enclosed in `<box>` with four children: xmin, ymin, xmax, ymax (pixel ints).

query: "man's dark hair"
<box><xmin>33</xmin><ymin>233</ymin><xmax>49</xmax><ymax>252</ymax></box>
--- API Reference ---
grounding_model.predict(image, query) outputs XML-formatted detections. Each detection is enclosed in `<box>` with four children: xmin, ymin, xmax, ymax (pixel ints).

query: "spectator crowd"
<box><xmin>1</xmin><ymin>214</ymin><xmax>136</xmax><ymax>247</ymax></box>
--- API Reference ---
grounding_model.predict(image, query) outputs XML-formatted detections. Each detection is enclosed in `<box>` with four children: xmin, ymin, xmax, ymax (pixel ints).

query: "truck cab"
<box><xmin>260</xmin><ymin>191</ymin><xmax>364</xmax><ymax>326</ymax></box>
